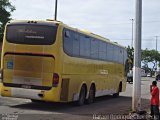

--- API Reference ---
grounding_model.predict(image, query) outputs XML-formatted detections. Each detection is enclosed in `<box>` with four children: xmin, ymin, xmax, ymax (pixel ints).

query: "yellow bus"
<box><xmin>0</xmin><ymin>20</ymin><xmax>128</xmax><ymax>105</ymax></box>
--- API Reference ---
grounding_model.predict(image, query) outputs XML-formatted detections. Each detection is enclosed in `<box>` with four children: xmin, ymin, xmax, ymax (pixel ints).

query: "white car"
<box><xmin>147</xmin><ymin>73</ymin><xmax>151</xmax><ymax>77</ymax></box>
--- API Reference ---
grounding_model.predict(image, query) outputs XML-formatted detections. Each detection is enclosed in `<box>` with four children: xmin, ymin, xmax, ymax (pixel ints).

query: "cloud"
<box><xmin>11</xmin><ymin>0</ymin><xmax>54</xmax><ymax>19</ymax></box>
<box><xmin>10</xmin><ymin>0</ymin><xmax>160</xmax><ymax>50</ymax></box>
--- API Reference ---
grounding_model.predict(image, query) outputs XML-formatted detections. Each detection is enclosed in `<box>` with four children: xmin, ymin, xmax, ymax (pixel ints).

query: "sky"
<box><xmin>10</xmin><ymin>0</ymin><xmax>160</xmax><ymax>51</ymax></box>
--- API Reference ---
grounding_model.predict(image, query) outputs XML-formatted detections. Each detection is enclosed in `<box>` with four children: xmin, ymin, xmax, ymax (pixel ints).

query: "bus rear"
<box><xmin>1</xmin><ymin>20</ymin><xmax>61</xmax><ymax>102</ymax></box>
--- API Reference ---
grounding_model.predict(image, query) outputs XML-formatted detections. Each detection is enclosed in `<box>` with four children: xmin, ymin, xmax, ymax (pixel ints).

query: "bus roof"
<box><xmin>60</xmin><ymin>21</ymin><xmax>125</xmax><ymax>49</ymax></box>
<box><xmin>7</xmin><ymin>19</ymin><xmax>126</xmax><ymax>49</ymax></box>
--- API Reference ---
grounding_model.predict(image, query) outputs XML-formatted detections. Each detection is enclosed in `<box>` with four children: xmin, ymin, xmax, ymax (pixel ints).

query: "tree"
<box><xmin>142</xmin><ymin>49</ymin><xmax>160</xmax><ymax>76</ymax></box>
<box><xmin>0</xmin><ymin>0</ymin><xmax>15</xmax><ymax>41</ymax></box>
<box><xmin>141</xmin><ymin>49</ymin><xmax>150</xmax><ymax>68</ymax></box>
<box><xmin>126</xmin><ymin>46</ymin><xmax>134</xmax><ymax>70</ymax></box>
<box><xmin>127</xmin><ymin>47</ymin><xmax>160</xmax><ymax>75</ymax></box>
<box><xmin>150</xmin><ymin>50</ymin><xmax>160</xmax><ymax>69</ymax></box>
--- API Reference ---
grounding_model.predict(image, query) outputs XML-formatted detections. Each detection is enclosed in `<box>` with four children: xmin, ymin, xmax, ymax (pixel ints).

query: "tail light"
<box><xmin>0</xmin><ymin>69</ymin><xmax>3</xmax><ymax>82</ymax></box>
<box><xmin>53</xmin><ymin>73</ymin><xmax>59</xmax><ymax>87</ymax></box>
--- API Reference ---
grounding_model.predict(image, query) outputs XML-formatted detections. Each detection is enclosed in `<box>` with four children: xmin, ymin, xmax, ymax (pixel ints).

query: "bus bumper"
<box><xmin>1</xmin><ymin>85</ymin><xmax>61</xmax><ymax>102</ymax></box>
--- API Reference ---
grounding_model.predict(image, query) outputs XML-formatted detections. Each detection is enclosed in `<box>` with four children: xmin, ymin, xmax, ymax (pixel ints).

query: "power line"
<box><xmin>69</xmin><ymin>20</ymin><xmax>160</xmax><ymax>27</ymax></box>
<box><xmin>112</xmin><ymin>39</ymin><xmax>158</xmax><ymax>41</ymax></box>
<box><xmin>143</xmin><ymin>20</ymin><xmax>160</xmax><ymax>23</ymax></box>
<box><xmin>99</xmin><ymin>20</ymin><xmax>160</xmax><ymax>25</ymax></box>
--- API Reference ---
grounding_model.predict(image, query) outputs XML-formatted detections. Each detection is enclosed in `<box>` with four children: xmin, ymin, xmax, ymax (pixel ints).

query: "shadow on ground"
<box><xmin>10</xmin><ymin>95</ymin><xmax>150</xmax><ymax>116</ymax></box>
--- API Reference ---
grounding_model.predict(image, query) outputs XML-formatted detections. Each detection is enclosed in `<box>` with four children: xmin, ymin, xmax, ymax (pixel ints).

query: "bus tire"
<box><xmin>113</xmin><ymin>82</ymin><xmax>122</xmax><ymax>97</ymax></box>
<box><xmin>87</xmin><ymin>84</ymin><xmax>95</xmax><ymax>104</ymax></box>
<box><xmin>77</xmin><ymin>85</ymin><xmax>86</xmax><ymax>106</ymax></box>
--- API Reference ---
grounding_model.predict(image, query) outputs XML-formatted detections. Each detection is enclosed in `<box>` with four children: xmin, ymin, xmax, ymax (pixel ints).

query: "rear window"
<box><xmin>6</xmin><ymin>24</ymin><xmax>58</xmax><ymax>45</ymax></box>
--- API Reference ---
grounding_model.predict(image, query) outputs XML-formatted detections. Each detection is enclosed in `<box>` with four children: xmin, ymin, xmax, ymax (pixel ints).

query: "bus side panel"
<box><xmin>62</xmin><ymin>54</ymin><xmax>124</xmax><ymax>101</ymax></box>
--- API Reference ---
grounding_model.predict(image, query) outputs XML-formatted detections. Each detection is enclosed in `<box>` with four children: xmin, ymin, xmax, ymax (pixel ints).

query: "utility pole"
<box><xmin>132</xmin><ymin>0</ymin><xmax>142</xmax><ymax>112</ymax></box>
<box><xmin>155</xmin><ymin>36</ymin><xmax>159</xmax><ymax>76</ymax></box>
<box><xmin>54</xmin><ymin>0</ymin><xmax>58</xmax><ymax>20</ymax></box>
<box><xmin>130</xmin><ymin>19</ymin><xmax>134</xmax><ymax>48</ymax></box>
<box><xmin>155</xmin><ymin>36</ymin><xmax>158</xmax><ymax>71</ymax></box>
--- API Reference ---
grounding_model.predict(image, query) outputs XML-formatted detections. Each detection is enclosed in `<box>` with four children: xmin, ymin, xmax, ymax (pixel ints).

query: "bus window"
<box><xmin>119</xmin><ymin>48</ymin><xmax>124</xmax><ymax>64</ymax></box>
<box><xmin>99</xmin><ymin>41</ymin><xmax>107</xmax><ymax>60</ymax></box>
<box><xmin>73</xmin><ymin>32</ymin><xmax>80</xmax><ymax>56</ymax></box>
<box><xmin>63</xmin><ymin>29</ymin><xmax>73</xmax><ymax>56</ymax></box>
<box><xmin>80</xmin><ymin>35</ymin><xmax>91</xmax><ymax>58</ymax></box>
<box><xmin>107</xmin><ymin>44</ymin><xmax>113</xmax><ymax>61</ymax></box>
<box><xmin>91</xmin><ymin>39</ymin><xmax>99</xmax><ymax>59</ymax></box>
<box><xmin>6</xmin><ymin>24</ymin><xmax>58</xmax><ymax>45</ymax></box>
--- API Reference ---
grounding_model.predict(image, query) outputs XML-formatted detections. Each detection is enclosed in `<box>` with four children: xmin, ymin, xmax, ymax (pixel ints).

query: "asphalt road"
<box><xmin>0</xmin><ymin>77</ymin><xmax>157</xmax><ymax>120</ymax></box>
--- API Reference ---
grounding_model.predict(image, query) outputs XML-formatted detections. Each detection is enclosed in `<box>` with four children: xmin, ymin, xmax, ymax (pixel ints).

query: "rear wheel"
<box><xmin>77</xmin><ymin>85</ymin><xmax>86</xmax><ymax>106</ymax></box>
<box><xmin>87</xmin><ymin>84</ymin><xmax>95</xmax><ymax>104</ymax></box>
